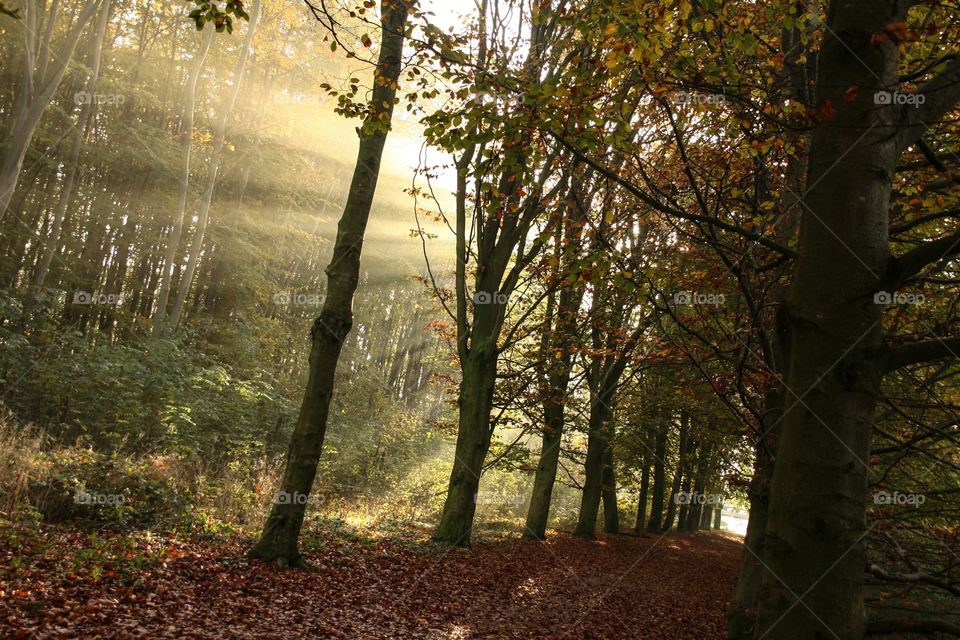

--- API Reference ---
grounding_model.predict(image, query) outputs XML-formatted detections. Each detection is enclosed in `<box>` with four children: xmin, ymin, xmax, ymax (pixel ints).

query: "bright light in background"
<box><xmin>379</xmin><ymin>0</ymin><xmax>482</xmax><ymax>195</ymax></box>
<box><xmin>279</xmin><ymin>0</ymin><xmax>492</xmax><ymax>220</ymax></box>
<box><xmin>420</xmin><ymin>0</ymin><xmax>477</xmax><ymax>31</ymax></box>
<box><xmin>721</xmin><ymin>510</ymin><xmax>749</xmax><ymax>536</ymax></box>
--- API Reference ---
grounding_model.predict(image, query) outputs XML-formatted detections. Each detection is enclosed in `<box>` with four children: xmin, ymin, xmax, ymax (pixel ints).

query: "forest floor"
<box><xmin>1</xmin><ymin>522</ymin><xmax>743</xmax><ymax>639</ymax></box>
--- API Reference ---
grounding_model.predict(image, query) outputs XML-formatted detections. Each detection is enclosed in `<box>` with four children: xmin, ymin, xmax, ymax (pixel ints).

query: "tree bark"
<box><xmin>753</xmin><ymin>2</ymin><xmax>908</xmax><ymax>636</ymax></box>
<box><xmin>248</xmin><ymin>0</ymin><xmax>409</xmax><ymax>567</ymax></box>
<box><xmin>646</xmin><ymin>418</ymin><xmax>668</xmax><ymax>533</ymax></box>
<box><xmin>600</xmin><ymin>444</ymin><xmax>619</xmax><ymax>534</ymax></box>
<box><xmin>662</xmin><ymin>413</ymin><xmax>689</xmax><ymax>532</ymax></box>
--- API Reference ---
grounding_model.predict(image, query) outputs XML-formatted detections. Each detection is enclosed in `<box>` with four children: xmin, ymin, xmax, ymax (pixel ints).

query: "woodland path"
<box><xmin>2</xmin><ymin>528</ymin><xmax>742</xmax><ymax>639</ymax></box>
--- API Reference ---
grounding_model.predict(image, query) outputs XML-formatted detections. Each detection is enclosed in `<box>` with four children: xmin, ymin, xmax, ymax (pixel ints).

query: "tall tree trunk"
<box><xmin>646</xmin><ymin>418</ymin><xmax>668</xmax><ymax>532</ymax></box>
<box><xmin>33</xmin><ymin>0</ymin><xmax>113</xmax><ymax>289</ymax></box>
<box><xmin>434</xmin><ymin>0</ymin><xmax>562</xmax><ymax>546</ymax></box>
<box><xmin>753</xmin><ymin>2</ymin><xmax>906</xmax><ymax>636</ymax></box>
<box><xmin>573</xmin><ymin>381</ymin><xmax>617</xmax><ymax>537</ymax></box>
<box><xmin>701</xmin><ymin>504</ymin><xmax>713</xmax><ymax>531</ymax></box>
<box><xmin>633</xmin><ymin>425</ymin><xmax>653</xmax><ymax>534</ymax></box>
<box><xmin>600</xmin><ymin>445</ymin><xmax>619</xmax><ymax>534</ymax></box>
<box><xmin>169</xmin><ymin>0</ymin><xmax>261</xmax><ymax>330</ymax></box>
<box><xmin>573</xmin><ymin>292</ymin><xmax>642</xmax><ymax>537</ymax></box>
<box><xmin>524</xmin><ymin>390</ymin><xmax>565</xmax><ymax>539</ymax></box>
<box><xmin>676</xmin><ymin>445</ymin><xmax>693</xmax><ymax>532</ymax></box>
<box><xmin>152</xmin><ymin>25</ymin><xmax>213</xmax><ymax>333</ymax></box>
<box><xmin>524</xmin><ymin>179</ymin><xmax>587</xmax><ymax>540</ymax></box>
<box><xmin>729</xmin><ymin>6</ymin><xmax>807</xmax><ymax>628</ymax></box>
<box><xmin>432</xmin><ymin>334</ymin><xmax>498</xmax><ymax>545</ymax></box>
<box><xmin>686</xmin><ymin>440</ymin><xmax>713</xmax><ymax>532</ymax></box>
<box><xmin>248</xmin><ymin>0</ymin><xmax>409</xmax><ymax>567</ymax></box>
<box><xmin>662</xmin><ymin>413</ymin><xmax>689</xmax><ymax>532</ymax></box>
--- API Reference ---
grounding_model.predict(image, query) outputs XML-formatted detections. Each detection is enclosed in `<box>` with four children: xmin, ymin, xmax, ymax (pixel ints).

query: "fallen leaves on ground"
<box><xmin>1</xmin><ymin>526</ymin><xmax>742</xmax><ymax>639</ymax></box>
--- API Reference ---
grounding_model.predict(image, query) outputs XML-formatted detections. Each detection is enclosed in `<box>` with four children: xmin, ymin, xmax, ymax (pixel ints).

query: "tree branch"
<box><xmin>884</xmin><ymin>336</ymin><xmax>960</xmax><ymax>373</ymax></box>
<box><xmin>896</xmin><ymin>57</ymin><xmax>960</xmax><ymax>154</ymax></box>
<box><xmin>548</xmin><ymin>132</ymin><xmax>797</xmax><ymax>258</ymax></box>
<box><xmin>888</xmin><ymin>227</ymin><xmax>960</xmax><ymax>286</ymax></box>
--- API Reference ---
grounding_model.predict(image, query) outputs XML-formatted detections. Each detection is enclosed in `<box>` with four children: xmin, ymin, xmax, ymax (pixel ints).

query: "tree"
<box><xmin>168</xmin><ymin>0</ymin><xmax>261</xmax><ymax>331</ymax></box>
<box><xmin>660</xmin><ymin>411</ymin><xmax>689</xmax><ymax>532</ymax></box>
<box><xmin>0</xmin><ymin>0</ymin><xmax>104</xmax><ymax>220</ymax></box>
<box><xmin>646</xmin><ymin>412</ymin><xmax>669</xmax><ymax>533</ymax></box>
<box><xmin>248</xmin><ymin>0</ymin><xmax>412</xmax><ymax>567</ymax></box>
<box><xmin>427</xmin><ymin>0</ymin><xmax>580</xmax><ymax>546</ymax></box>
<box><xmin>524</xmin><ymin>173</ymin><xmax>590</xmax><ymax>539</ymax></box>
<box><xmin>32</xmin><ymin>0</ymin><xmax>113</xmax><ymax>289</ymax></box>
<box><xmin>754</xmin><ymin>3</ymin><xmax>960</xmax><ymax>637</ymax></box>
<box><xmin>153</xmin><ymin>25</ymin><xmax>214</xmax><ymax>334</ymax></box>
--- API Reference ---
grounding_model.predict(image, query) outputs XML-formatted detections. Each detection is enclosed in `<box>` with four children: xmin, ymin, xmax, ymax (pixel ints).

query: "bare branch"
<box><xmin>884</xmin><ymin>337</ymin><xmax>960</xmax><ymax>373</ymax></box>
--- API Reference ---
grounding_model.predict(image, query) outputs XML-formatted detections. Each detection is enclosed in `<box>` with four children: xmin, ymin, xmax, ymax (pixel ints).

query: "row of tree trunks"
<box><xmin>646</xmin><ymin>417</ymin><xmax>669</xmax><ymax>533</ymax></box>
<box><xmin>168</xmin><ymin>0</ymin><xmax>261</xmax><ymax>331</ymax></box>
<box><xmin>0</xmin><ymin>0</ymin><xmax>104</xmax><ymax>220</ymax></box>
<box><xmin>633</xmin><ymin>424</ymin><xmax>653</xmax><ymax>534</ymax></box>
<box><xmin>152</xmin><ymin>25</ymin><xmax>213</xmax><ymax>334</ymax></box>
<box><xmin>661</xmin><ymin>412</ymin><xmax>690</xmax><ymax>532</ymax></box>
<box><xmin>32</xmin><ymin>0</ymin><xmax>113</xmax><ymax>290</ymax></box>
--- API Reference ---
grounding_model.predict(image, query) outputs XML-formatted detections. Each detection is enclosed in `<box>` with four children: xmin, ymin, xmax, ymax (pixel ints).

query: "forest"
<box><xmin>0</xmin><ymin>0</ymin><xmax>958</xmax><ymax>638</ymax></box>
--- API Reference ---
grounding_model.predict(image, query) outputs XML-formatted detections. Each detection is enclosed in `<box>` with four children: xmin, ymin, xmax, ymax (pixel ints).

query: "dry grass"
<box><xmin>0</xmin><ymin>409</ymin><xmax>47</xmax><ymax>515</ymax></box>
